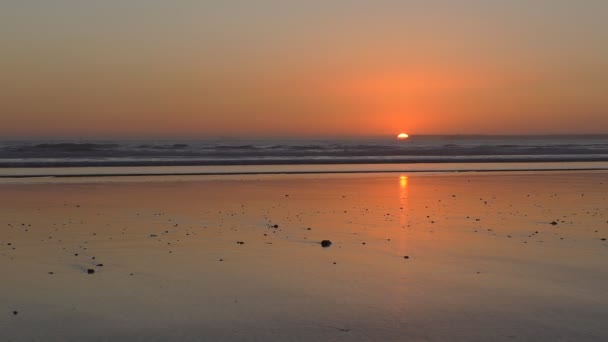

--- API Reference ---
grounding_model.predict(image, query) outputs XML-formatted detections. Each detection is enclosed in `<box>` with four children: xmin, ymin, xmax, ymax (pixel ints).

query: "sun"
<box><xmin>397</xmin><ymin>133</ymin><xmax>409</xmax><ymax>140</ymax></box>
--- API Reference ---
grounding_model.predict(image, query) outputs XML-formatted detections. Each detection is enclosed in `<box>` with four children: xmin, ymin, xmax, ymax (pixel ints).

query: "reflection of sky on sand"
<box><xmin>1</xmin><ymin>172</ymin><xmax>608</xmax><ymax>341</ymax></box>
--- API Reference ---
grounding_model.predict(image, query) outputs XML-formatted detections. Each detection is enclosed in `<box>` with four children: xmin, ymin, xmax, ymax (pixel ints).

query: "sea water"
<box><xmin>0</xmin><ymin>135</ymin><xmax>607</xmax><ymax>177</ymax></box>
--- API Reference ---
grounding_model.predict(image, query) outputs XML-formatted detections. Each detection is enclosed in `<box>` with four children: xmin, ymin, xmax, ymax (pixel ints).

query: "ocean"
<box><xmin>1</xmin><ymin>135</ymin><xmax>607</xmax><ymax>177</ymax></box>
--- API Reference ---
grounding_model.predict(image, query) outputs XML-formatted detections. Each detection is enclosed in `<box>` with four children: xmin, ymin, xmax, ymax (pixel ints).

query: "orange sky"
<box><xmin>1</xmin><ymin>1</ymin><xmax>607</xmax><ymax>138</ymax></box>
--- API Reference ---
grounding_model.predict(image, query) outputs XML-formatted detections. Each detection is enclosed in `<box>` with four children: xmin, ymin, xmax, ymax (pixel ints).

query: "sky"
<box><xmin>1</xmin><ymin>0</ymin><xmax>607</xmax><ymax>138</ymax></box>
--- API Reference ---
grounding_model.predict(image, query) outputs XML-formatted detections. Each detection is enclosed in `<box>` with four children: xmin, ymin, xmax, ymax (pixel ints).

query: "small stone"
<box><xmin>87</xmin><ymin>269</ymin><xmax>95</xmax><ymax>274</ymax></box>
<box><xmin>13</xmin><ymin>311</ymin><xmax>18</xmax><ymax>315</ymax></box>
<box><xmin>321</xmin><ymin>240</ymin><xmax>332</xmax><ymax>247</ymax></box>
<box><xmin>273</xmin><ymin>224</ymin><xmax>279</xmax><ymax>229</ymax></box>
<box><xmin>550</xmin><ymin>221</ymin><xmax>558</xmax><ymax>225</ymax></box>
<box><xmin>403</xmin><ymin>256</ymin><xmax>410</xmax><ymax>259</ymax></box>
<box><xmin>96</xmin><ymin>264</ymin><xmax>104</xmax><ymax>267</ymax></box>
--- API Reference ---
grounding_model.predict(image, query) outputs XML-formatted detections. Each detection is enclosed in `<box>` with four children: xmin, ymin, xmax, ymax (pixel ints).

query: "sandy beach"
<box><xmin>1</xmin><ymin>171</ymin><xmax>607</xmax><ymax>341</ymax></box>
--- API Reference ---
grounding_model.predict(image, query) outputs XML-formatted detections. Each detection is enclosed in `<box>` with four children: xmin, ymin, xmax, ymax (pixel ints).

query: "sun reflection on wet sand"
<box><xmin>399</xmin><ymin>175</ymin><xmax>409</xmax><ymax>229</ymax></box>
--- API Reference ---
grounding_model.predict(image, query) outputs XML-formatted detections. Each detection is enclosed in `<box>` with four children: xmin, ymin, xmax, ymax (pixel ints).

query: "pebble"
<box><xmin>321</xmin><ymin>240</ymin><xmax>332</xmax><ymax>247</ymax></box>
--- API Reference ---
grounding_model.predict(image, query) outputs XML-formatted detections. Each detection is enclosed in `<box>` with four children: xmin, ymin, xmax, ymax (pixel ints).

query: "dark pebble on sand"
<box><xmin>403</xmin><ymin>256</ymin><xmax>410</xmax><ymax>259</ymax></box>
<box><xmin>321</xmin><ymin>240</ymin><xmax>332</xmax><ymax>247</ymax></box>
<box><xmin>273</xmin><ymin>224</ymin><xmax>279</xmax><ymax>228</ymax></box>
<box><xmin>13</xmin><ymin>311</ymin><xmax>18</xmax><ymax>315</ymax></box>
<box><xmin>550</xmin><ymin>221</ymin><xmax>558</xmax><ymax>225</ymax></box>
<box><xmin>602</xmin><ymin>238</ymin><xmax>606</xmax><ymax>241</ymax></box>
<box><xmin>96</xmin><ymin>264</ymin><xmax>104</xmax><ymax>267</ymax></box>
<box><xmin>87</xmin><ymin>269</ymin><xmax>95</xmax><ymax>274</ymax></box>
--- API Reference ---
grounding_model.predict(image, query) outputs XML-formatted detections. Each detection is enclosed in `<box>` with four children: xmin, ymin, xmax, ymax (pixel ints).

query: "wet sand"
<box><xmin>1</xmin><ymin>171</ymin><xmax>607</xmax><ymax>341</ymax></box>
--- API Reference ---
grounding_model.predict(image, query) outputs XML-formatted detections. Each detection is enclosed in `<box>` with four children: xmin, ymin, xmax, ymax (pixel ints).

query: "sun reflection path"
<box><xmin>399</xmin><ymin>175</ymin><xmax>408</xmax><ymax>228</ymax></box>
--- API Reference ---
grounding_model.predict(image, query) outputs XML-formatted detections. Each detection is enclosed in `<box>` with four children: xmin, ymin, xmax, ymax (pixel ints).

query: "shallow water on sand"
<box><xmin>1</xmin><ymin>171</ymin><xmax>607</xmax><ymax>341</ymax></box>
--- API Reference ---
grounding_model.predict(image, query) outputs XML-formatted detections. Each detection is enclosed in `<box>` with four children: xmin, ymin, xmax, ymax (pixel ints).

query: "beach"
<box><xmin>1</xmin><ymin>171</ymin><xmax>607</xmax><ymax>341</ymax></box>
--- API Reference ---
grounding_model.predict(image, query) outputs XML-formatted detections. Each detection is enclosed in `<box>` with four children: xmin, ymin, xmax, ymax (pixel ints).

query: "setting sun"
<box><xmin>397</xmin><ymin>133</ymin><xmax>409</xmax><ymax>140</ymax></box>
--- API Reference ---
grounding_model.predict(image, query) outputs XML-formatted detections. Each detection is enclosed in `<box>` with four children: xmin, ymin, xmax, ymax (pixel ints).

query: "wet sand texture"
<box><xmin>1</xmin><ymin>171</ymin><xmax>607</xmax><ymax>341</ymax></box>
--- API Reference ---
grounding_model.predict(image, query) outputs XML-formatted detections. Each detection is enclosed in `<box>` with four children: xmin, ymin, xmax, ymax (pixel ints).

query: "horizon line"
<box><xmin>1</xmin><ymin>133</ymin><xmax>608</xmax><ymax>141</ymax></box>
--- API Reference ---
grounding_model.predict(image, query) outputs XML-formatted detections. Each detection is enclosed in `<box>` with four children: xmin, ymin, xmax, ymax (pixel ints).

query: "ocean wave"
<box><xmin>1</xmin><ymin>136</ymin><xmax>607</xmax><ymax>167</ymax></box>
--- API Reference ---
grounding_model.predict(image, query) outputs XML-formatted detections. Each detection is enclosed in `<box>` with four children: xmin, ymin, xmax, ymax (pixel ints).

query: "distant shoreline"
<box><xmin>1</xmin><ymin>162</ymin><xmax>608</xmax><ymax>179</ymax></box>
<box><xmin>2</xmin><ymin>155</ymin><xmax>608</xmax><ymax>168</ymax></box>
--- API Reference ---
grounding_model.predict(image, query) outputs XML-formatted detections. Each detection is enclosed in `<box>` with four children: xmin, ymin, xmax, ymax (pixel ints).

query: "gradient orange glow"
<box><xmin>1</xmin><ymin>1</ymin><xmax>607</xmax><ymax>138</ymax></box>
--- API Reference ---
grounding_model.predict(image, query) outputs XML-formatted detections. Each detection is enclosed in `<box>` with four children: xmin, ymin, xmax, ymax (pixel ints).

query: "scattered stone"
<box><xmin>550</xmin><ymin>221</ymin><xmax>558</xmax><ymax>226</ymax></box>
<box><xmin>87</xmin><ymin>269</ymin><xmax>95</xmax><ymax>274</ymax></box>
<box><xmin>96</xmin><ymin>264</ymin><xmax>104</xmax><ymax>267</ymax></box>
<box><xmin>321</xmin><ymin>240</ymin><xmax>332</xmax><ymax>247</ymax></box>
<box><xmin>236</xmin><ymin>241</ymin><xmax>245</xmax><ymax>245</ymax></box>
<box><xmin>403</xmin><ymin>256</ymin><xmax>410</xmax><ymax>259</ymax></box>
<box><xmin>273</xmin><ymin>224</ymin><xmax>279</xmax><ymax>229</ymax></box>
<box><xmin>13</xmin><ymin>311</ymin><xmax>18</xmax><ymax>315</ymax></box>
